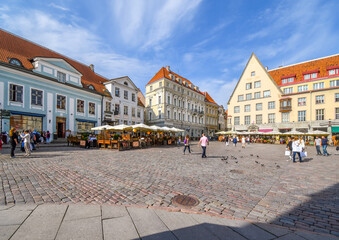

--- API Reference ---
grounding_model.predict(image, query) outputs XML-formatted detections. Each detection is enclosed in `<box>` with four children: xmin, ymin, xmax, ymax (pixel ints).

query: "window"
<box><xmin>298</xmin><ymin>111</ymin><xmax>306</xmax><ymax>122</ymax></box>
<box><xmin>336</xmin><ymin>108</ymin><xmax>339</xmax><ymax>119</ymax></box>
<box><xmin>254</xmin><ymin>92</ymin><xmax>261</xmax><ymax>99</ymax></box>
<box><xmin>9</xmin><ymin>58</ymin><xmax>22</xmax><ymax>66</ymax></box>
<box><xmin>244</xmin><ymin>116</ymin><xmax>251</xmax><ymax>125</ymax></box>
<box><xmin>183</xmin><ymin>101</ymin><xmax>185</xmax><ymax>108</ymax></box>
<box><xmin>246</xmin><ymin>83</ymin><xmax>252</xmax><ymax>90</ymax></box>
<box><xmin>313</xmin><ymin>82</ymin><xmax>324</xmax><ymax>90</ymax></box>
<box><xmin>238</xmin><ymin>95</ymin><xmax>244</xmax><ymax>102</ymax></box>
<box><xmin>268</xmin><ymin>101</ymin><xmax>275</xmax><ymax>109</ymax></box>
<box><xmin>254</xmin><ymin>81</ymin><xmax>261</xmax><ymax>88</ymax></box>
<box><xmin>244</xmin><ymin>104</ymin><xmax>251</xmax><ymax>112</ymax></box>
<box><xmin>282</xmin><ymin>79</ymin><xmax>287</xmax><ymax>84</ymax></box>
<box><xmin>174</xmin><ymin>99</ymin><xmax>177</xmax><ymax>106</ymax></box>
<box><xmin>89</xmin><ymin>102</ymin><xmax>95</xmax><ymax>115</ymax></box>
<box><xmin>282</xmin><ymin>77</ymin><xmax>294</xmax><ymax>84</ymax></box>
<box><xmin>77</xmin><ymin>100</ymin><xmax>84</xmax><ymax>113</ymax></box>
<box><xmin>336</xmin><ymin>93</ymin><xmax>339</xmax><ymax>102</ymax></box>
<box><xmin>137</xmin><ymin>110</ymin><xmax>141</xmax><ymax>118</ymax></box>
<box><xmin>158</xmin><ymin>96</ymin><xmax>161</xmax><ymax>104</ymax></box>
<box><xmin>298</xmin><ymin>97</ymin><xmax>306</xmax><ymax>106</ymax></box>
<box><xmin>234</xmin><ymin>106</ymin><xmax>240</xmax><ymax>113</ymax></box>
<box><xmin>115</xmin><ymin>88</ymin><xmax>120</xmax><ymax>97</ymax></box>
<box><xmin>9</xmin><ymin>84</ymin><xmax>23</xmax><ymax>102</ymax></box>
<box><xmin>57</xmin><ymin>71</ymin><xmax>66</xmax><ymax>83</ymax></box>
<box><xmin>315</xmin><ymin>95</ymin><xmax>324</xmax><ymax>104</ymax></box>
<box><xmin>298</xmin><ymin>85</ymin><xmax>308</xmax><ymax>92</ymax></box>
<box><xmin>283</xmin><ymin>87</ymin><xmax>293</xmax><ymax>94</ymax></box>
<box><xmin>282</xmin><ymin>112</ymin><xmax>289</xmax><ymax>123</ymax></box>
<box><xmin>330</xmin><ymin>80</ymin><xmax>339</xmax><ymax>87</ymax></box>
<box><xmin>256</xmin><ymin>114</ymin><xmax>262</xmax><ymax>124</ymax></box>
<box><xmin>132</xmin><ymin>93</ymin><xmax>136</xmax><ymax>102</ymax></box>
<box><xmin>105</xmin><ymin>102</ymin><xmax>111</xmax><ymax>112</ymax></box>
<box><xmin>304</xmin><ymin>73</ymin><xmax>318</xmax><ymax>80</ymax></box>
<box><xmin>178</xmin><ymin>113</ymin><xmax>181</xmax><ymax>120</ymax></box>
<box><xmin>159</xmin><ymin>82</ymin><xmax>162</xmax><ymax>87</ymax></box>
<box><xmin>167</xmin><ymin>110</ymin><xmax>170</xmax><ymax>119</ymax></box>
<box><xmin>251</xmin><ymin>71</ymin><xmax>255</xmax><ymax>76</ymax></box>
<box><xmin>329</xmin><ymin>68</ymin><xmax>339</xmax><ymax>76</ymax></box>
<box><xmin>150</xmin><ymin>86</ymin><xmax>153</xmax><ymax>91</ymax></box>
<box><xmin>316</xmin><ymin>109</ymin><xmax>324</xmax><ymax>120</ymax></box>
<box><xmin>124</xmin><ymin>81</ymin><xmax>128</xmax><ymax>86</ymax></box>
<box><xmin>149</xmin><ymin>112</ymin><xmax>152</xmax><ymax>120</ymax></box>
<box><xmin>178</xmin><ymin>100</ymin><xmax>181</xmax><ymax>107</ymax></box>
<box><xmin>174</xmin><ymin>112</ymin><xmax>177</xmax><ymax>120</ymax></box>
<box><xmin>256</xmin><ymin>103</ymin><xmax>262</xmax><ymax>111</ymax></box>
<box><xmin>132</xmin><ymin>108</ymin><xmax>136</xmax><ymax>117</ymax></box>
<box><xmin>246</xmin><ymin>93</ymin><xmax>252</xmax><ymax>100</ymax></box>
<box><xmin>234</xmin><ymin>117</ymin><xmax>240</xmax><ymax>125</ymax></box>
<box><xmin>268</xmin><ymin>113</ymin><xmax>275</xmax><ymax>123</ymax></box>
<box><xmin>114</xmin><ymin>104</ymin><xmax>120</xmax><ymax>115</ymax></box>
<box><xmin>56</xmin><ymin>95</ymin><xmax>66</xmax><ymax>109</ymax></box>
<box><xmin>88</xmin><ymin>85</ymin><xmax>94</xmax><ymax>90</ymax></box>
<box><xmin>124</xmin><ymin>106</ymin><xmax>128</xmax><ymax>115</ymax></box>
<box><xmin>263</xmin><ymin>90</ymin><xmax>271</xmax><ymax>97</ymax></box>
<box><xmin>31</xmin><ymin>89</ymin><xmax>43</xmax><ymax>106</ymax></box>
<box><xmin>149</xmin><ymin>98</ymin><xmax>152</xmax><ymax>106</ymax></box>
<box><xmin>167</xmin><ymin>96</ymin><xmax>171</xmax><ymax>104</ymax></box>
<box><xmin>124</xmin><ymin>90</ymin><xmax>128</xmax><ymax>100</ymax></box>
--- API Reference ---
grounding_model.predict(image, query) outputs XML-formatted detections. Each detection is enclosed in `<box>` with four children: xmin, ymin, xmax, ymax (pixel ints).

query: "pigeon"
<box><xmin>250</xmin><ymin>154</ymin><xmax>253</xmax><ymax>156</ymax></box>
<box><xmin>257</xmin><ymin>155</ymin><xmax>260</xmax><ymax>158</ymax></box>
<box><xmin>255</xmin><ymin>161</ymin><xmax>259</xmax><ymax>164</ymax></box>
<box><xmin>235</xmin><ymin>161</ymin><xmax>238</xmax><ymax>163</ymax></box>
<box><xmin>240</xmin><ymin>156</ymin><xmax>243</xmax><ymax>158</ymax></box>
<box><xmin>276</xmin><ymin>165</ymin><xmax>280</xmax><ymax>168</ymax></box>
<box><xmin>261</xmin><ymin>164</ymin><xmax>264</xmax><ymax>167</ymax></box>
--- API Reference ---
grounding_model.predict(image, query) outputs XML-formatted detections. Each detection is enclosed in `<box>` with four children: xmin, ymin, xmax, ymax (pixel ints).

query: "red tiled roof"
<box><xmin>204</xmin><ymin>92</ymin><xmax>218</xmax><ymax>105</ymax></box>
<box><xmin>0</xmin><ymin>29</ymin><xmax>109</xmax><ymax>95</ymax></box>
<box><xmin>137</xmin><ymin>97</ymin><xmax>145</xmax><ymax>107</ymax></box>
<box><xmin>146</xmin><ymin>67</ymin><xmax>204</xmax><ymax>95</ymax></box>
<box><xmin>268</xmin><ymin>54</ymin><xmax>339</xmax><ymax>86</ymax></box>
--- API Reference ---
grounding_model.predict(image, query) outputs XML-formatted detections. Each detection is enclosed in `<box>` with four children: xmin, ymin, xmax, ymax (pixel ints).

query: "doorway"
<box><xmin>56</xmin><ymin>117</ymin><xmax>66</xmax><ymax>138</ymax></box>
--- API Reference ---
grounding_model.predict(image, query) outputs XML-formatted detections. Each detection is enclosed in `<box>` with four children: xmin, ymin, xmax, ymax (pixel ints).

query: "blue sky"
<box><xmin>1</xmin><ymin>0</ymin><xmax>338</xmax><ymax>107</ymax></box>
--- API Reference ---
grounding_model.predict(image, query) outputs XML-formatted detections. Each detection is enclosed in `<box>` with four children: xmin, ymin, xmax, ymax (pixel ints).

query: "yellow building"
<box><xmin>228</xmin><ymin>53</ymin><xmax>339</xmax><ymax>136</ymax></box>
<box><xmin>204</xmin><ymin>92</ymin><xmax>219</xmax><ymax>136</ymax></box>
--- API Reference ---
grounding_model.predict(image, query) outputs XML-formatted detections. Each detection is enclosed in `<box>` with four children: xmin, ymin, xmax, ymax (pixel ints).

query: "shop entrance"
<box><xmin>56</xmin><ymin>117</ymin><xmax>66</xmax><ymax>138</ymax></box>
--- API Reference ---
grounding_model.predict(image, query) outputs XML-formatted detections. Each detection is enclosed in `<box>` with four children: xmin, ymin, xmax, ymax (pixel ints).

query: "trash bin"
<box><xmin>53</xmin><ymin>133</ymin><xmax>58</xmax><ymax>140</ymax></box>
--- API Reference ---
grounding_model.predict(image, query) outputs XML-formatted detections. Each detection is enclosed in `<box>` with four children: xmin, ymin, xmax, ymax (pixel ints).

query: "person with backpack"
<box><xmin>183</xmin><ymin>135</ymin><xmax>191</xmax><ymax>155</ymax></box>
<box><xmin>46</xmin><ymin>131</ymin><xmax>51</xmax><ymax>144</ymax></box>
<box><xmin>233</xmin><ymin>135</ymin><xmax>238</xmax><ymax>147</ymax></box>
<box><xmin>320</xmin><ymin>136</ymin><xmax>329</xmax><ymax>156</ymax></box>
<box><xmin>9</xmin><ymin>128</ymin><xmax>18</xmax><ymax>158</ymax></box>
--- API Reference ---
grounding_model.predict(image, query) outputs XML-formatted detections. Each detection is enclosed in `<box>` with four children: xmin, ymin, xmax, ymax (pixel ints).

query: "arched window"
<box><xmin>124</xmin><ymin>81</ymin><xmax>128</xmax><ymax>86</ymax></box>
<box><xmin>9</xmin><ymin>58</ymin><xmax>22</xmax><ymax>66</ymax></box>
<box><xmin>88</xmin><ymin>85</ymin><xmax>95</xmax><ymax>90</ymax></box>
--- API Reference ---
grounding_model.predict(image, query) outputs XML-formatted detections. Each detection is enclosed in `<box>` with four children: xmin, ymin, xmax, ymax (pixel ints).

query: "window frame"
<box><xmin>298</xmin><ymin>110</ymin><xmax>306</xmax><ymax>122</ymax></box>
<box><xmin>88</xmin><ymin>102</ymin><xmax>96</xmax><ymax>115</ymax></box>
<box><xmin>315</xmin><ymin>95</ymin><xmax>325</xmax><ymax>104</ymax></box>
<box><xmin>297</xmin><ymin>97</ymin><xmax>306</xmax><ymax>106</ymax></box>
<box><xmin>30</xmin><ymin>88</ymin><xmax>43</xmax><ymax>107</ymax></box>
<box><xmin>9</xmin><ymin>83</ymin><xmax>24</xmax><ymax>103</ymax></box>
<box><xmin>56</xmin><ymin>94</ymin><xmax>66</xmax><ymax>110</ymax></box>
<box><xmin>115</xmin><ymin>87</ymin><xmax>120</xmax><ymax>97</ymax></box>
<box><xmin>77</xmin><ymin>99</ymin><xmax>85</xmax><ymax>113</ymax></box>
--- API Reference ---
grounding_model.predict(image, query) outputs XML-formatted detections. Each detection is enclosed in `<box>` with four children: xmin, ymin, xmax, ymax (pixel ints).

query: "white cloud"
<box><xmin>49</xmin><ymin>3</ymin><xmax>70</xmax><ymax>11</ymax></box>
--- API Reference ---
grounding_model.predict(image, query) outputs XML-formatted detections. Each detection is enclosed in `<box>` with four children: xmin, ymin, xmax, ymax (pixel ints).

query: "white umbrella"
<box><xmin>149</xmin><ymin>125</ymin><xmax>162</xmax><ymax>132</ymax></box>
<box><xmin>160</xmin><ymin>126</ymin><xmax>173</xmax><ymax>132</ymax></box>
<box><xmin>91</xmin><ymin>125</ymin><xmax>112</xmax><ymax>131</ymax></box>
<box><xmin>171</xmin><ymin>127</ymin><xmax>184</xmax><ymax>132</ymax></box>
<box><xmin>216</xmin><ymin>131</ymin><xmax>226</xmax><ymax>135</ymax></box>
<box><xmin>264</xmin><ymin>130</ymin><xmax>282</xmax><ymax>135</ymax></box>
<box><xmin>108</xmin><ymin>124</ymin><xmax>133</xmax><ymax>131</ymax></box>
<box><xmin>132</xmin><ymin>123</ymin><xmax>152</xmax><ymax>131</ymax></box>
<box><xmin>282</xmin><ymin>130</ymin><xmax>305</xmax><ymax>135</ymax></box>
<box><xmin>306</xmin><ymin>130</ymin><xmax>329</xmax><ymax>135</ymax></box>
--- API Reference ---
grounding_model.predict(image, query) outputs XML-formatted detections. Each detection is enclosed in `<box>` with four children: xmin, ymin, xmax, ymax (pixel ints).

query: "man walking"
<box><xmin>314</xmin><ymin>136</ymin><xmax>322</xmax><ymax>155</ymax></box>
<box><xmin>321</xmin><ymin>136</ymin><xmax>329</xmax><ymax>156</ymax></box>
<box><xmin>199</xmin><ymin>133</ymin><xmax>209</xmax><ymax>158</ymax></box>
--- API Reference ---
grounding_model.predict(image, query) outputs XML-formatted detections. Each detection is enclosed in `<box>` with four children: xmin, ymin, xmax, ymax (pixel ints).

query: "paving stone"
<box><xmin>253</xmin><ymin>222</ymin><xmax>291</xmax><ymax>237</ymax></box>
<box><xmin>0</xmin><ymin>225</ymin><xmax>20</xmax><ymax>240</ymax></box>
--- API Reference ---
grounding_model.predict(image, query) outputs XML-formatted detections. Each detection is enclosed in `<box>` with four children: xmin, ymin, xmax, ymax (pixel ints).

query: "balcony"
<box><xmin>279</xmin><ymin>98</ymin><xmax>292</xmax><ymax>112</ymax></box>
<box><xmin>104</xmin><ymin>111</ymin><xmax>113</xmax><ymax>119</ymax></box>
<box><xmin>199</xmin><ymin>111</ymin><xmax>204</xmax><ymax>116</ymax></box>
<box><xmin>114</xmin><ymin>110</ymin><xmax>120</xmax><ymax>115</ymax></box>
<box><xmin>279</xmin><ymin>106</ymin><xmax>292</xmax><ymax>112</ymax></box>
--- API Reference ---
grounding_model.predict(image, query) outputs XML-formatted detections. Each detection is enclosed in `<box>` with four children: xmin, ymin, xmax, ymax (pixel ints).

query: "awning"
<box><xmin>258</xmin><ymin>129</ymin><xmax>273</xmax><ymax>133</ymax></box>
<box><xmin>10</xmin><ymin>111</ymin><xmax>45</xmax><ymax>117</ymax></box>
<box><xmin>331</xmin><ymin>126</ymin><xmax>339</xmax><ymax>133</ymax></box>
<box><xmin>76</xmin><ymin>118</ymin><xmax>97</xmax><ymax>123</ymax></box>
<box><xmin>279</xmin><ymin>128</ymin><xmax>292</xmax><ymax>130</ymax></box>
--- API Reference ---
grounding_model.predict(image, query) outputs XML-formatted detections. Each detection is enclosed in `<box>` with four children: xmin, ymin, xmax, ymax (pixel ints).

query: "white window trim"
<box><xmin>56</xmin><ymin>93</ymin><xmax>67</xmax><ymax>113</ymax></box>
<box><xmin>76</xmin><ymin>98</ymin><xmax>85</xmax><ymax>116</ymax></box>
<box><xmin>8</xmin><ymin>82</ymin><xmax>24</xmax><ymax>108</ymax></box>
<box><xmin>30</xmin><ymin>87</ymin><xmax>44</xmax><ymax>110</ymax></box>
<box><xmin>88</xmin><ymin>102</ymin><xmax>96</xmax><ymax>116</ymax></box>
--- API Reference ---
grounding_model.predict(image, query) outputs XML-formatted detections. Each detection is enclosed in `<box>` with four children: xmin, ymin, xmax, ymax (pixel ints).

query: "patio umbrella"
<box><xmin>171</xmin><ymin>127</ymin><xmax>184</xmax><ymax>132</ymax></box>
<box><xmin>149</xmin><ymin>125</ymin><xmax>162</xmax><ymax>132</ymax></box>
<box><xmin>282</xmin><ymin>130</ymin><xmax>305</xmax><ymax>135</ymax></box>
<box><xmin>132</xmin><ymin>123</ymin><xmax>152</xmax><ymax>131</ymax></box>
<box><xmin>160</xmin><ymin>126</ymin><xmax>173</xmax><ymax>132</ymax></box>
<box><xmin>91</xmin><ymin>125</ymin><xmax>112</xmax><ymax>131</ymax></box>
<box><xmin>305</xmin><ymin>130</ymin><xmax>330</xmax><ymax>135</ymax></box>
<box><xmin>264</xmin><ymin>130</ymin><xmax>282</xmax><ymax>135</ymax></box>
<box><xmin>108</xmin><ymin>124</ymin><xmax>133</xmax><ymax>131</ymax></box>
<box><xmin>216</xmin><ymin>131</ymin><xmax>225</xmax><ymax>135</ymax></box>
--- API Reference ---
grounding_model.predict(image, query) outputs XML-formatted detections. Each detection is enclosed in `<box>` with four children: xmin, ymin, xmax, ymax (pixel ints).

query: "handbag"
<box><xmin>301</xmin><ymin>151</ymin><xmax>307</xmax><ymax>158</ymax></box>
<box><xmin>285</xmin><ymin>150</ymin><xmax>290</xmax><ymax>156</ymax></box>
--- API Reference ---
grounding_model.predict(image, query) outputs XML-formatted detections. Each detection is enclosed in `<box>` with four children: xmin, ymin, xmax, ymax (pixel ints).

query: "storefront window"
<box><xmin>76</xmin><ymin>121</ymin><xmax>95</xmax><ymax>133</ymax></box>
<box><xmin>10</xmin><ymin>115</ymin><xmax>43</xmax><ymax>132</ymax></box>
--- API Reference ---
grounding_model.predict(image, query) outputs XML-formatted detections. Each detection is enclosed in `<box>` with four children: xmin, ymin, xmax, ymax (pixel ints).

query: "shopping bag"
<box><xmin>301</xmin><ymin>151</ymin><xmax>307</xmax><ymax>158</ymax></box>
<box><xmin>285</xmin><ymin>150</ymin><xmax>290</xmax><ymax>156</ymax></box>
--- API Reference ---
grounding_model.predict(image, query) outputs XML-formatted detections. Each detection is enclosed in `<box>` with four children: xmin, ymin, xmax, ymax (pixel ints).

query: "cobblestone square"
<box><xmin>0</xmin><ymin>142</ymin><xmax>338</xmax><ymax>237</ymax></box>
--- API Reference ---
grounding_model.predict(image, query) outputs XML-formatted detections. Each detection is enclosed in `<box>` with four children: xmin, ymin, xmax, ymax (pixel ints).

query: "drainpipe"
<box><xmin>310</xmin><ymin>91</ymin><xmax>312</xmax><ymax>131</ymax></box>
<box><xmin>101</xmin><ymin>95</ymin><xmax>104</xmax><ymax>126</ymax></box>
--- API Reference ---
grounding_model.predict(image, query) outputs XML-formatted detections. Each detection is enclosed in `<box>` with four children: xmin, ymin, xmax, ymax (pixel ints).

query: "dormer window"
<box><xmin>327</xmin><ymin>66</ymin><xmax>339</xmax><ymax>76</ymax></box>
<box><xmin>9</xmin><ymin>58</ymin><xmax>22</xmax><ymax>66</ymax></box>
<box><xmin>124</xmin><ymin>81</ymin><xmax>128</xmax><ymax>86</ymax></box>
<box><xmin>303</xmin><ymin>70</ymin><xmax>319</xmax><ymax>80</ymax></box>
<box><xmin>88</xmin><ymin>85</ymin><xmax>95</xmax><ymax>90</ymax></box>
<box><xmin>282</xmin><ymin>76</ymin><xmax>295</xmax><ymax>84</ymax></box>
<box><xmin>57</xmin><ymin>71</ymin><xmax>66</xmax><ymax>83</ymax></box>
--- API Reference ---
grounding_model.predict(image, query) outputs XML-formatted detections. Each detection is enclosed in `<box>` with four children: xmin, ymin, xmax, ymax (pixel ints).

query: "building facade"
<box><xmin>218</xmin><ymin>105</ymin><xmax>227</xmax><ymax>132</ymax></box>
<box><xmin>227</xmin><ymin>53</ymin><xmax>339</xmax><ymax>135</ymax></box>
<box><xmin>104</xmin><ymin>76</ymin><xmax>144</xmax><ymax>125</ymax></box>
<box><xmin>145</xmin><ymin>66</ymin><xmax>205</xmax><ymax>137</ymax></box>
<box><xmin>204</xmin><ymin>92</ymin><xmax>219</xmax><ymax>136</ymax></box>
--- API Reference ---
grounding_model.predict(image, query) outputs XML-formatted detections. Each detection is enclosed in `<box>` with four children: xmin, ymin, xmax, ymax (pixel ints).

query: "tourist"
<box><xmin>199</xmin><ymin>133</ymin><xmax>208</xmax><ymax>158</ymax></box>
<box><xmin>42</xmin><ymin>131</ymin><xmax>46</xmax><ymax>144</ymax></box>
<box><xmin>178</xmin><ymin>136</ymin><xmax>181</xmax><ymax>145</ymax></box>
<box><xmin>23</xmin><ymin>130</ymin><xmax>31</xmax><ymax>157</ymax></box>
<box><xmin>30</xmin><ymin>130</ymin><xmax>36</xmax><ymax>150</ymax></box>
<box><xmin>286</xmin><ymin>137</ymin><xmax>293</xmax><ymax>161</ymax></box>
<box><xmin>292</xmin><ymin>137</ymin><xmax>302</xmax><ymax>163</ymax></box>
<box><xmin>241</xmin><ymin>136</ymin><xmax>246</xmax><ymax>148</ymax></box>
<box><xmin>314</xmin><ymin>136</ymin><xmax>322</xmax><ymax>155</ymax></box>
<box><xmin>321</xmin><ymin>136</ymin><xmax>329</xmax><ymax>156</ymax></box>
<box><xmin>9</xmin><ymin>128</ymin><xmax>18</xmax><ymax>158</ymax></box>
<box><xmin>225</xmin><ymin>135</ymin><xmax>229</xmax><ymax>146</ymax></box>
<box><xmin>183</xmin><ymin>135</ymin><xmax>191</xmax><ymax>154</ymax></box>
<box><xmin>46</xmin><ymin>131</ymin><xmax>51</xmax><ymax>144</ymax></box>
<box><xmin>233</xmin><ymin>135</ymin><xmax>237</xmax><ymax>147</ymax></box>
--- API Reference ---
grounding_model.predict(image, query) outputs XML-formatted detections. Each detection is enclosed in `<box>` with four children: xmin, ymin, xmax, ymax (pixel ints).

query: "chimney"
<box><xmin>165</xmin><ymin>66</ymin><xmax>170</xmax><ymax>72</ymax></box>
<box><xmin>89</xmin><ymin>64</ymin><xmax>94</xmax><ymax>72</ymax></box>
<box><xmin>265</xmin><ymin>66</ymin><xmax>268</xmax><ymax>71</ymax></box>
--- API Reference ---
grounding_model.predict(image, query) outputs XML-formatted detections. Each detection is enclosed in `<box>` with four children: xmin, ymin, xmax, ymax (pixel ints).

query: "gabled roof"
<box><xmin>137</xmin><ymin>97</ymin><xmax>145</xmax><ymax>107</ymax></box>
<box><xmin>107</xmin><ymin>76</ymin><xmax>139</xmax><ymax>91</ymax></box>
<box><xmin>146</xmin><ymin>66</ymin><xmax>204</xmax><ymax>95</ymax></box>
<box><xmin>204</xmin><ymin>92</ymin><xmax>218</xmax><ymax>105</ymax></box>
<box><xmin>268</xmin><ymin>54</ymin><xmax>339</xmax><ymax>85</ymax></box>
<box><xmin>227</xmin><ymin>53</ymin><xmax>282</xmax><ymax>105</ymax></box>
<box><xmin>0</xmin><ymin>29</ymin><xmax>110</xmax><ymax>95</ymax></box>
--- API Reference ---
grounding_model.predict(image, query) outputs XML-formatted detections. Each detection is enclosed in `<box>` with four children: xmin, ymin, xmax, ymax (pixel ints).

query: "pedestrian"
<box><xmin>178</xmin><ymin>136</ymin><xmax>181</xmax><ymax>145</ymax></box>
<box><xmin>286</xmin><ymin>137</ymin><xmax>293</xmax><ymax>161</ymax></box>
<box><xmin>199</xmin><ymin>133</ymin><xmax>209</xmax><ymax>158</ymax></box>
<box><xmin>314</xmin><ymin>136</ymin><xmax>322</xmax><ymax>155</ymax></box>
<box><xmin>225</xmin><ymin>135</ymin><xmax>229</xmax><ymax>146</ymax></box>
<box><xmin>23</xmin><ymin>130</ymin><xmax>31</xmax><ymax>157</ymax></box>
<box><xmin>320</xmin><ymin>136</ymin><xmax>329</xmax><ymax>156</ymax></box>
<box><xmin>9</xmin><ymin>128</ymin><xmax>18</xmax><ymax>158</ymax></box>
<box><xmin>30</xmin><ymin>130</ymin><xmax>36</xmax><ymax>150</ymax></box>
<box><xmin>46</xmin><ymin>130</ymin><xmax>51</xmax><ymax>144</ymax></box>
<box><xmin>233</xmin><ymin>135</ymin><xmax>237</xmax><ymax>147</ymax></box>
<box><xmin>183</xmin><ymin>135</ymin><xmax>191</xmax><ymax>154</ymax></box>
<box><xmin>292</xmin><ymin>137</ymin><xmax>303</xmax><ymax>163</ymax></box>
<box><xmin>241</xmin><ymin>136</ymin><xmax>246</xmax><ymax>148</ymax></box>
<box><xmin>42</xmin><ymin>131</ymin><xmax>46</xmax><ymax>144</ymax></box>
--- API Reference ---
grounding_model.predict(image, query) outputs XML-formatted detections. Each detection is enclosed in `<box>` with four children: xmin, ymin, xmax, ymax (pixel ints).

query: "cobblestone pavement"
<box><xmin>0</xmin><ymin>142</ymin><xmax>338</xmax><ymax>237</ymax></box>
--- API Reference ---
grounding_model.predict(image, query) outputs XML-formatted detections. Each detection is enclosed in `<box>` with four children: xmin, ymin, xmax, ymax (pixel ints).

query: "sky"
<box><xmin>1</xmin><ymin>0</ymin><xmax>338</xmax><ymax>107</ymax></box>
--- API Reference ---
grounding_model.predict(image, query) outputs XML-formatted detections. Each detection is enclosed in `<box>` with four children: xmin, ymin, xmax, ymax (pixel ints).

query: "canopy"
<box><xmin>282</xmin><ymin>130</ymin><xmax>305</xmax><ymax>135</ymax></box>
<box><xmin>108</xmin><ymin>124</ymin><xmax>133</xmax><ymax>131</ymax></box>
<box><xmin>91</xmin><ymin>125</ymin><xmax>112</xmax><ymax>131</ymax></box>
<box><xmin>216</xmin><ymin>131</ymin><xmax>227</xmax><ymax>135</ymax></box>
<box><xmin>171</xmin><ymin>127</ymin><xmax>185</xmax><ymax>132</ymax></box>
<box><xmin>305</xmin><ymin>130</ymin><xmax>330</xmax><ymax>135</ymax></box>
<box><xmin>149</xmin><ymin>125</ymin><xmax>162</xmax><ymax>132</ymax></box>
<box><xmin>264</xmin><ymin>131</ymin><xmax>282</xmax><ymax>135</ymax></box>
<box><xmin>160</xmin><ymin>126</ymin><xmax>173</xmax><ymax>132</ymax></box>
<box><xmin>132</xmin><ymin>123</ymin><xmax>152</xmax><ymax>131</ymax></box>
<box><xmin>224</xmin><ymin>130</ymin><xmax>239</xmax><ymax>135</ymax></box>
